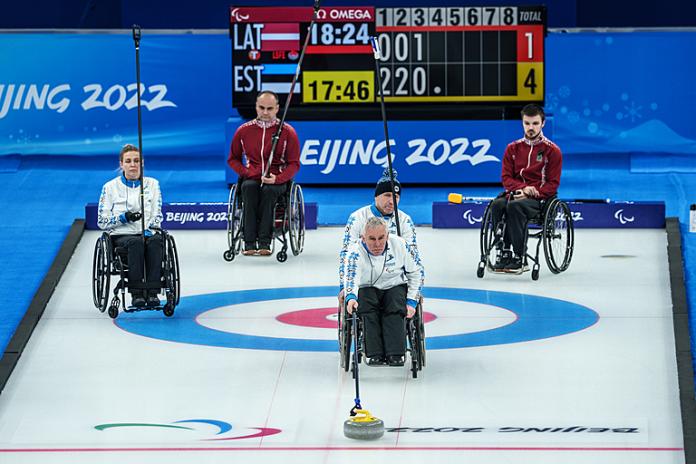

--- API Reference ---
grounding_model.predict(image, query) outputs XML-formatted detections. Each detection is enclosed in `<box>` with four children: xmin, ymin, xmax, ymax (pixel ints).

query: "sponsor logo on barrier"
<box><xmin>463</xmin><ymin>209</ymin><xmax>483</xmax><ymax>225</ymax></box>
<box><xmin>165</xmin><ymin>211</ymin><xmax>227</xmax><ymax>225</ymax></box>
<box><xmin>613</xmin><ymin>208</ymin><xmax>635</xmax><ymax>225</ymax></box>
<box><xmin>386</xmin><ymin>426</ymin><xmax>640</xmax><ymax>434</ymax></box>
<box><xmin>560</xmin><ymin>211</ymin><xmax>584</xmax><ymax>222</ymax></box>
<box><xmin>300</xmin><ymin>137</ymin><xmax>499</xmax><ymax>174</ymax></box>
<box><xmin>0</xmin><ymin>83</ymin><xmax>176</xmax><ymax>119</ymax></box>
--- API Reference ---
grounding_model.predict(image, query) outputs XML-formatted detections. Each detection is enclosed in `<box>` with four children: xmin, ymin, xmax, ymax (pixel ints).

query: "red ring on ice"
<box><xmin>276</xmin><ymin>307</ymin><xmax>437</xmax><ymax>329</ymax></box>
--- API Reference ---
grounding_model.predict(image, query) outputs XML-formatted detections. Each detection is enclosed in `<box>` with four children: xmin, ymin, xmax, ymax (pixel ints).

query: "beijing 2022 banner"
<box><xmin>0</xmin><ymin>33</ymin><xmax>231</xmax><ymax>157</ymax></box>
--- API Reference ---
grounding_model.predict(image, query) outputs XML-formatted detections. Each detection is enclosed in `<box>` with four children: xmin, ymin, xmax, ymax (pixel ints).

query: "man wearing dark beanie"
<box><xmin>374</xmin><ymin>175</ymin><xmax>401</xmax><ymax>197</ymax></box>
<box><xmin>339</xmin><ymin>169</ymin><xmax>420</xmax><ymax>302</ymax></box>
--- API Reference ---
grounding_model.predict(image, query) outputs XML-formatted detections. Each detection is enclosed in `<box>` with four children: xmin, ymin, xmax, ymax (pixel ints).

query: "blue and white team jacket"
<box><xmin>342</xmin><ymin>235</ymin><xmax>424</xmax><ymax>308</ymax></box>
<box><xmin>339</xmin><ymin>204</ymin><xmax>418</xmax><ymax>291</ymax></box>
<box><xmin>97</xmin><ymin>175</ymin><xmax>163</xmax><ymax>235</ymax></box>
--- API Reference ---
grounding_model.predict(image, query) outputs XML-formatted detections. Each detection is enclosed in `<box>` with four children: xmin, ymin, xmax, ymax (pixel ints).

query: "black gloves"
<box><xmin>124</xmin><ymin>211</ymin><xmax>142</xmax><ymax>222</ymax></box>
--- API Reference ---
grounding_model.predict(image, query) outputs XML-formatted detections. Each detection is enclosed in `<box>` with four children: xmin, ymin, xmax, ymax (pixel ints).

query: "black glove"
<box><xmin>125</xmin><ymin>211</ymin><xmax>142</xmax><ymax>222</ymax></box>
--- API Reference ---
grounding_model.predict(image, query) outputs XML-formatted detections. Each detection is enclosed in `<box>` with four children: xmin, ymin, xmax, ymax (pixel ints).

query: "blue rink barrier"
<box><xmin>85</xmin><ymin>202</ymin><xmax>318</xmax><ymax>230</ymax></box>
<box><xmin>433</xmin><ymin>200</ymin><xmax>665</xmax><ymax>228</ymax></box>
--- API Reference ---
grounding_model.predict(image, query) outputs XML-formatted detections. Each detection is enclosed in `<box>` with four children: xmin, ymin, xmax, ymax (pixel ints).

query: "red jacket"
<box><xmin>227</xmin><ymin>119</ymin><xmax>300</xmax><ymax>184</ymax></box>
<box><xmin>501</xmin><ymin>134</ymin><xmax>562</xmax><ymax>199</ymax></box>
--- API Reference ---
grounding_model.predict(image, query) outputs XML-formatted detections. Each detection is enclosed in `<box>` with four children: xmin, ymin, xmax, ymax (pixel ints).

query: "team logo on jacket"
<box><xmin>536</xmin><ymin>151</ymin><xmax>543</xmax><ymax>161</ymax></box>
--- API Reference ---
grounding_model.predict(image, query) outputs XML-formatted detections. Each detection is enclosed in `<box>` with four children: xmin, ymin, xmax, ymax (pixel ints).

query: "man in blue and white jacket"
<box><xmin>98</xmin><ymin>144</ymin><xmax>164</xmax><ymax>308</ymax></box>
<box><xmin>343</xmin><ymin>216</ymin><xmax>424</xmax><ymax>367</ymax></box>
<box><xmin>339</xmin><ymin>171</ymin><xmax>418</xmax><ymax>302</ymax></box>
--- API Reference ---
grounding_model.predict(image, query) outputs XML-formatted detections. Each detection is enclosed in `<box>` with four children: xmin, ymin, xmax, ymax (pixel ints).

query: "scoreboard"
<box><xmin>229</xmin><ymin>5</ymin><xmax>545</xmax><ymax>118</ymax></box>
<box><xmin>375</xmin><ymin>6</ymin><xmax>545</xmax><ymax>102</ymax></box>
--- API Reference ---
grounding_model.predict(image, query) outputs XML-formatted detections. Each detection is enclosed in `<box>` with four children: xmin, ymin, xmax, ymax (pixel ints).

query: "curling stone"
<box><xmin>343</xmin><ymin>409</ymin><xmax>384</xmax><ymax>440</ymax></box>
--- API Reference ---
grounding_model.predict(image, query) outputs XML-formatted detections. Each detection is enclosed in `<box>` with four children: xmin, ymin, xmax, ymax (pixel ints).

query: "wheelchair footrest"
<box><xmin>124</xmin><ymin>305</ymin><xmax>164</xmax><ymax>312</ymax></box>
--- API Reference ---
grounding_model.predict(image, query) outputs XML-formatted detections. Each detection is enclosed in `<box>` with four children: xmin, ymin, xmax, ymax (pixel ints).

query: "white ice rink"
<box><xmin>0</xmin><ymin>227</ymin><xmax>686</xmax><ymax>464</ymax></box>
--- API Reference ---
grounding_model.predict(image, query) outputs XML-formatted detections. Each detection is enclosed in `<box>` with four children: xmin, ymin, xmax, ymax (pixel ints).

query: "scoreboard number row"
<box><xmin>377</xmin><ymin>7</ymin><xmax>519</xmax><ymax>27</ymax></box>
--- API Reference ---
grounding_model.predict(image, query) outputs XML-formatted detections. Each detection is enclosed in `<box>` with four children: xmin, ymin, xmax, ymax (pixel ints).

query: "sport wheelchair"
<box><xmin>92</xmin><ymin>229</ymin><xmax>180</xmax><ymax>318</ymax></box>
<box><xmin>477</xmin><ymin>194</ymin><xmax>574</xmax><ymax>280</ymax></box>
<box><xmin>338</xmin><ymin>298</ymin><xmax>425</xmax><ymax>379</ymax></box>
<box><xmin>223</xmin><ymin>179</ymin><xmax>305</xmax><ymax>263</ymax></box>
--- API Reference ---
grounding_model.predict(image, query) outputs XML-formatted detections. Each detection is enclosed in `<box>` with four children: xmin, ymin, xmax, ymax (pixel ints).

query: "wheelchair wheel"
<box><xmin>478</xmin><ymin>201</ymin><xmax>499</xmax><ymax>274</ymax></box>
<box><xmin>108</xmin><ymin>296</ymin><xmax>119</xmax><ymax>319</ymax></box>
<box><xmin>163</xmin><ymin>302</ymin><xmax>175</xmax><ymax>317</ymax></box>
<box><xmin>338</xmin><ymin>305</ymin><xmax>352</xmax><ymax>372</ymax></box>
<box><xmin>542</xmin><ymin>199</ymin><xmax>574</xmax><ymax>273</ymax></box>
<box><xmin>288</xmin><ymin>183</ymin><xmax>305</xmax><ymax>256</ymax></box>
<box><xmin>407</xmin><ymin>303</ymin><xmax>425</xmax><ymax>378</ymax></box>
<box><xmin>92</xmin><ymin>234</ymin><xmax>111</xmax><ymax>313</ymax></box>
<box><xmin>224</xmin><ymin>183</ymin><xmax>243</xmax><ymax>261</ymax></box>
<box><xmin>416</xmin><ymin>303</ymin><xmax>426</xmax><ymax>368</ymax></box>
<box><xmin>407</xmin><ymin>320</ymin><xmax>419</xmax><ymax>378</ymax></box>
<box><xmin>164</xmin><ymin>232</ymin><xmax>181</xmax><ymax>306</ymax></box>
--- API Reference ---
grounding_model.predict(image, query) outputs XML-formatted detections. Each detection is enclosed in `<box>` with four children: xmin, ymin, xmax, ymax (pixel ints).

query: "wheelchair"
<box><xmin>223</xmin><ymin>179</ymin><xmax>305</xmax><ymax>263</ymax></box>
<box><xmin>92</xmin><ymin>229</ymin><xmax>180</xmax><ymax>319</ymax></box>
<box><xmin>477</xmin><ymin>194</ymin><xmax>574</xmax><ymax>280</ymax></box>
<box><xmin>338</xmin><ymin>297</ymin><xmax>425</xmax><ymax>379</ymax></box>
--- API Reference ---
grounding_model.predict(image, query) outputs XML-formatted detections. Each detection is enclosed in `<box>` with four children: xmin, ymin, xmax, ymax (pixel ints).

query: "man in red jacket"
<box><xmin>490</xmin><ymin>104</ymin><xmax>562</xmax><ymax>274</ymax></box>
<box><xmin>227</xmin><ymin>91</ymin><xmax>301</xmax><ymax>256</ymax></box>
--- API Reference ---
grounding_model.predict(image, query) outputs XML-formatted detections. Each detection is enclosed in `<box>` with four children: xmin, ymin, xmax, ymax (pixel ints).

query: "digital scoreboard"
<box><xmin>229</xmin><ymin>5</ymin><xmax>545</xmax><ymax>118</ymax></box>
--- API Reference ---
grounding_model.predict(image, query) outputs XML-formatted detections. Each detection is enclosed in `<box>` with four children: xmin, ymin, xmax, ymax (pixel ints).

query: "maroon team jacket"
<box><xmin>227</xmin><ymin>118</ymin><xmax>300</xmax><ymax>184</ymax></box>
<box><xmin>501</xmin><ymin>134</ymin><xmax>562</xmax><ymax>199</ymax></box>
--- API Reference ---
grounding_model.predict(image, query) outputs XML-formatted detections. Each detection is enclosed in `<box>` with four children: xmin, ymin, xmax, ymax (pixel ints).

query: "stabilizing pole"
<box><xmin>132</xmin><ymin>25</ymin><xmax>147</xmax><ymax>285</ymax></box>
<box><xmin>370</xmin><ymin>36</ymin><xmax>401</xmax><ymax>237</ymax></box>
<box><xmin>262</xmin><ymin>0</ymin><xmax>323</xmax><ymax>179</ymax></box>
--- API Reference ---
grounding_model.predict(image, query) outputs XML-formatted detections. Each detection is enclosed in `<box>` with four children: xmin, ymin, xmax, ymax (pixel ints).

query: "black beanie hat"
<box><xmin>374</xmin><ymin>169</ymin><xmax>401</xmax><ymax>197</ymax></box>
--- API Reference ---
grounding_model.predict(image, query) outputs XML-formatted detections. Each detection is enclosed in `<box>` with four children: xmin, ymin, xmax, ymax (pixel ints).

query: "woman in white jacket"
<box><xmin>97</xmin><ymin>144</ymin><xmax>163</xmax><ymax>308</ymax></box>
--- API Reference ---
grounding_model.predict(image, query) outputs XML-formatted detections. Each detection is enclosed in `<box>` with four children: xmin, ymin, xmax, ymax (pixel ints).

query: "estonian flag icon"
<box><xmin>261</xmin><ymin>63</ymin><xmax>301</xmax><ymax>94</ymax></box>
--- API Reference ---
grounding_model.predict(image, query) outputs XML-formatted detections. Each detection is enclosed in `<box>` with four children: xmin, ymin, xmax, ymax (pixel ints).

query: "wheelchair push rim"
<box><xmin>164</xmin><ymin>232</ymin><xmax>181</xmax><ymax>306</ymax></box>
<box><xmin>338</xmin><ymin>302</ymin><xmax>352</xmax><ymax>372</ymax></box>
<box><xmin>288</xmin><ymin>182</ymin><xmax>305</xmax><ymax>256</ymax></box>
<box><xmin>543</xmin><ymin>199</ymin><xmax>574</xmax><ymax>273</ymax></box>
<box><xmin>92</xmin><ymin>234</ymin><xmax>111</xmax><ymax>312</ymax></box>
<box><xmin>479</xmin><ymin>202</ymin><xmax>502</xmax><ymax>272</ymax></box>
<box><xmin>225</xmin><ymin>183</ymin><xmax>243</xmax><ymax>259</ymax></box>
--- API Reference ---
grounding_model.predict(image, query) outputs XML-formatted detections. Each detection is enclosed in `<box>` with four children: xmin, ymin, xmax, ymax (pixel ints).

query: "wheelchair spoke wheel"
<box><xmin>92</xmin><ymin>235</ymin><xmax>111</xmax><ymax>313</ymax></box>
<box><xmin>288</xmin><ymin>183</ymin><xmax>305</xmax><ymax>256</ymax></box>
<box><xmin>543</xmin><ymin>200</ymin><xmax>575</xmax><ymax>273</ymax></box>
<box><xmin>339</xmin><ymin>307</ymin><xmax>352</xmax><ymax>372</ymax></box>
<box><xmin>479</xmin><ymin>202</ymin><xmax>500</xmax><ymax>271</ymax></box>
<box><xmin>165</xmin><ymin>233</ymin><xmax>181</xmax><ymax>306</ymax></box>
<box><xmin>225</xmin><ymin>184</ymin><xmax>243</xmax><ymax>260</ymax></box>
<box><xmin>407</xmin><ymin>319</ymin><xmax>419</xmax><ymax>378</ymax></box>
<box><xmin>417</xmin><ymin>303</ymin><xmax>426</xmax><ymax>368</ymax></box>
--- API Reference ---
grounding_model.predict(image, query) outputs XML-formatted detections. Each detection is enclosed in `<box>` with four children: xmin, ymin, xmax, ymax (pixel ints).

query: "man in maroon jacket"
<box><xmin>490</xmin><ymin>104</ymin><xmax>562</xmax><ymax>273</ymax></box>
<box><xmin>227</xmin><ymin>91</ymin><xmax>301</xmax><ymax>256</ymax></box>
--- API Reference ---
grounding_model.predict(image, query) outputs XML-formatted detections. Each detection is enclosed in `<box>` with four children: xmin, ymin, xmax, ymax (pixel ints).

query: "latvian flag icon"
<box><xmin>261</xmin><ymin>23</ymin><xmax>300</xmax><ymax>51</ymax></box>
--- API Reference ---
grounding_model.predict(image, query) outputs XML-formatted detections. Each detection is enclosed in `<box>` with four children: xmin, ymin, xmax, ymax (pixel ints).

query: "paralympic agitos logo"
<box><xmin>95</xmin><ymin>419</ymin><xmax>281</xmax><ymax>441</ymax></box>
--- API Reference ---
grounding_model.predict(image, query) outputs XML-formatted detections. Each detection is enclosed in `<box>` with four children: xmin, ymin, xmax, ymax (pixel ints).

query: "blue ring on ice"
<box><xmin>115</xmin><ymin>286</ymin><xmax>599</xmax><ymax>351</ymax></box>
